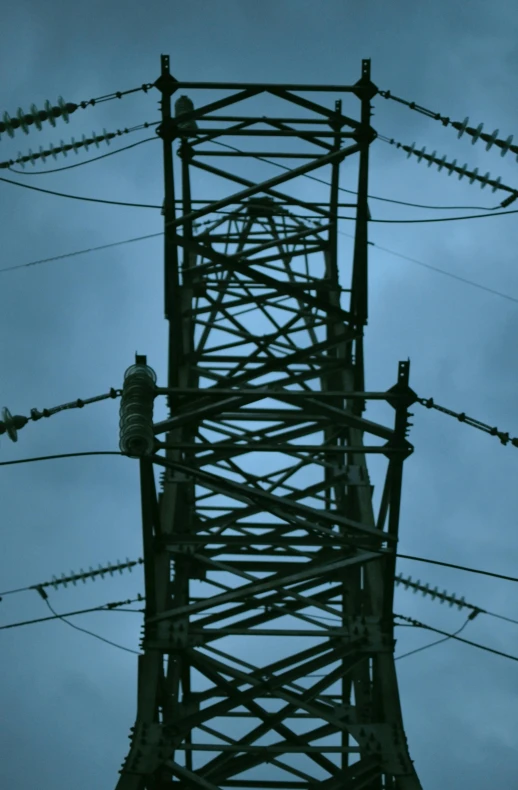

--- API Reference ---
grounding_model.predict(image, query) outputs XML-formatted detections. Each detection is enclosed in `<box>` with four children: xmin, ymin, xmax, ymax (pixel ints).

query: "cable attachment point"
<box><xmin>417</xmin><ymin>396</ymin><xmax>518</xmax><ymax>448</ymax></box>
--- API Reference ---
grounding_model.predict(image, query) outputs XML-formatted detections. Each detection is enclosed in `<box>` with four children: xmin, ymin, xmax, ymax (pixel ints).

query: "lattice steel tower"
<box><xmin>116</xmin><ymin>55</ymin><xmax>422</xmax><ymax>790</ymax></box>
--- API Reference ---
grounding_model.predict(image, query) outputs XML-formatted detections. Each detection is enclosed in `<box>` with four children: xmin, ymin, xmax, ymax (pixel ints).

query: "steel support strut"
<box><xmin>115</xmin><ymin>55</ymin><xmax>422</xmax><ymax>790</ymax></box>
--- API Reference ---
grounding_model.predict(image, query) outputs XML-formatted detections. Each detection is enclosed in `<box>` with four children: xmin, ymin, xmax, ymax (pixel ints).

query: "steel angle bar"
<box><xmin>190</xmin><ymin>157</ymin><xmax>343</xmax><ymax>218</ymax></box>
<box><xmin>150</xmin><ymin>457</ymin><xmax>393</xmax><ymax>540</ymax></box>
<box><xmin>146</xmin><ymin>550</ymin><xmax>381</xmax><ymax>624</ymax></box>
<box><xmin>172</xmin><ymin>232</ymin><xmax>352</xmax><ymax>321</ymax></box>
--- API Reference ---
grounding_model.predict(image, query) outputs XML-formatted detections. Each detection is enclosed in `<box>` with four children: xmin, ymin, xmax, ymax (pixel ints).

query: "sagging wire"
<box><xmin>40</xmin><ymin>590</ymin><xmax>143</xmax><ymax>656</ymax></box>
<box><xmin>0</xmin><ymin>231</ymin><xmax>165</xmax><ymax>276</ymax></box>
<box><xmin>209</xmin><ymin>138</ymin><xmax>496</xmax><ymax>212</ymax></box>
<box><xmin>395</xmin><ymin>613</ymin><xmax>518</xmax><ymax>664</ymax></box>
<box><xmin>0</xmin><ymin>594</ymin><xmax>145</xmax><ymax>631</ymax></box>
<box><xmin>1</xmin><ymin>122</ymin><xmax>158</xmax><ymax>172</ymax></box>
<box><xmin>0</xmin><ymin>450</ymin><xmax>123</xmax><ymax>468</ymax></box>
<box><xmin>0</xmin><ymin>172</ymin><xmax>162</xmax><ymax>209</ymax></box>
<box><xmin>395</xmin><ymin>616</ymin><xmax>473</xmax><ymax>661</ymax></box>
<box><xmin>7</xmin><ymin>136</ymin><xmax>157</xmax><ymax>176</ymax></box>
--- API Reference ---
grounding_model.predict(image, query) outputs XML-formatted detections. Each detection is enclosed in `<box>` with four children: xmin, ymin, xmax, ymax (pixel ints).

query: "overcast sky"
<box><xmin>1</xmin><ymin>1</ymin><xmax>518</xmax><ymax>788</ymax></box>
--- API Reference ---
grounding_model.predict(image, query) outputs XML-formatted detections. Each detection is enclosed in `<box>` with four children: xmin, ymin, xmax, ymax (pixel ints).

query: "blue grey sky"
<box><xmin>1</xmin><ymin>1</ymin><xmax>518</xmax><ymax>787</ymax></box>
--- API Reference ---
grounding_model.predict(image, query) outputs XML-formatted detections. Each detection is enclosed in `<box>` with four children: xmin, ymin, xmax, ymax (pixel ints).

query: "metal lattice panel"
<box><xmin>116</xmin><ymin>55</ymin><xmax>422</xmax><ymax>790</ymax></box>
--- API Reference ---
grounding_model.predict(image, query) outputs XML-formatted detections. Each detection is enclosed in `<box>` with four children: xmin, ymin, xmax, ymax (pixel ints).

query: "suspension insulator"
<box><xmin>119</xmin><ymin>361</ymin><xmax>157</xmax><ymax>458</ymax></box>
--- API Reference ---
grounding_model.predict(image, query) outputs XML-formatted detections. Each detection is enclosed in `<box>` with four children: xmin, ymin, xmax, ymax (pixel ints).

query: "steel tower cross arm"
<box><xmin>115</xmin><ymin>56</ymin><xmax>423</xmax><ymax>790</ymax></box>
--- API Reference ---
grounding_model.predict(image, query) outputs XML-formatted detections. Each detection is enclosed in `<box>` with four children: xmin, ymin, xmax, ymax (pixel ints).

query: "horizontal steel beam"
<box><xmin>146</xmin><ymin>551</ymin><xmax>381</xmax><ymax>624</ymax></box>
<box><xmin>188</xmin><ymin>129</ymin><xmax>357</xmax><ymax>137</ymax></box>
<box><xmin>155</xmin><ymin>388</ymin><xmax>404</xmax><ymax>399</ymax></box>
<box><xmin>157</xmin><ymin>442</ymin><xmax>401</xmax><ymax>454</ymax></box>
<box><xmin>159</xmin><ymin>81</ymin><xmax>372</xmax><ymax>92</ymax></box>
<box><xmin>170</xmin><ymin>744</ymin><xmax>362</xmax><ymax>753</ymax></box>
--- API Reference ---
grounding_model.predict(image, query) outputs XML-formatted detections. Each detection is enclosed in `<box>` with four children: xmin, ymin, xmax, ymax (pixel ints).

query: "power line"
<box><xmin>0</xmin><ymin>590</ymin><xmax>143</xmax><ymax>655</ymax></box>
<box><xmin>2</xmin><ymin>540</ymin><xmax>518</xmax><ymax>605</ymax></box>
<box><xmin>395</xmin><ymin>616</ymin><xmax>472</xmax><ymax>661</ymax></box>
<box><xmin>396</xmin><ymin>552</ymin><xmax>518</xmax><ymax>584</ymax></box>
<box><xmin>0</xmin><ymin>450</ymin><xmax>122</xmax><ymax>467</ymax></box>
<box><xmin>0</xmin><ymin>172</ymin><xmax>162</xmax><ymax>209</ymax></box>
<box><xmin>4</xmin><ymin>135</ymin><xmax>514</xmax><ymax>221</ymax></box>
<box><xmin>6</xmin><ymin>135</ymin><xmax>158</xmax><ymax>176</ymax></box>
<box><xmin>208</xmin><ymin>141</ymin><xmax>518</xmax><ymax>222</ymax></box>
<box><xmin>0</xmin><ymin>437</ymin><xmax>518</xmax><ymax>586</ymax></box>
<box><xmin>0</xmin><ymin>596</ymin><xmax>144</xmax><ymax>631</ymax></box>
<box><xmin>0</xmin><ymin>558</ymin><xmax>143</xmax><ymax>599</ymax></box>
<box><xmin>3</xmin><ymin>591</ymin><xmax>514</xmax><ymax>666</ymax></box>
<box><xmin>42</xmin><ymin>596</ymin><xmax>141</xmax><ymax>655</ymax></box>
<box><xmin>2</xmin><ymin>217</ymin><xmax>514</xmax><ymax>313</ymax></box>
<box><xmin>370</xmin><ymin>208</ymin><xmax>518</xmax><ymax>224</ymax></box>
<box><xmin>395</xmin><ymin>613</ymin><xmax>518</xmax><ymax>664</ymax></box>
<box><xmin>369</xmin><ymin>239</ymin><xmax>518</xmax><ymax>305</ymax></box>
<box><xmin>1</xmin><ymin>123</ymin><xmax>158</xmax><ymax>172</ymax></box>
<box><xmin>0</xmin><ymin>146</ymin><xmax>514</xmax><ymax>302</ymax></box>
<box><xmin>317</xmin><ymin>209</ymin><xmax>518</xmax><ymax>223</ymax></box>
<box><xmin>0</xmin><ymin>231</ymin><xmax>164</xmax><ymax>275</ymax></box>
<box><xmin>209</xmin><ymin>139</ymin><xmax>496</xmax><ymax>212</ymax></box>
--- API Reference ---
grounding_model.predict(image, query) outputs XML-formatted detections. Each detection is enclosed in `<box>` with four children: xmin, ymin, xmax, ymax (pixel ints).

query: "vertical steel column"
<box><xmin>351</xmin><ymin>59</ymin><xmax>377</xmax><ymax>414</ymax></box>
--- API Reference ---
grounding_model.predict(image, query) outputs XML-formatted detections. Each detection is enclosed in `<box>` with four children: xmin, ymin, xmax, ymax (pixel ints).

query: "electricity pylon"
<box><xmin>116</xmin><ymin>55</ymin><xmax>422</xmax><ymax>790</ymax></box>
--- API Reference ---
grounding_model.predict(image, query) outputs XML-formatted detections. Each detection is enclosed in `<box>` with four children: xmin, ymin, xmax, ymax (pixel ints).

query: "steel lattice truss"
<box><xmin>116</xmin><ymin>56</ymin><xmax>422</xmax><ymax>790</ymax></box>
